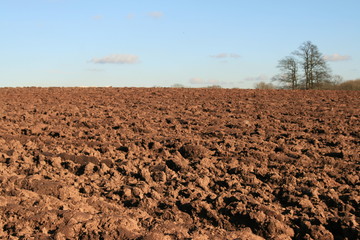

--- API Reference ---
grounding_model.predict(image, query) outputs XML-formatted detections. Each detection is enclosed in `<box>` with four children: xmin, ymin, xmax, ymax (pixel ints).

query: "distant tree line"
<box><xmin>272</xmin><ymin>41</ymin><xmax>341</xmax><ymax>90</ymax></box>
<box><xmin>334</xmin><ymin>79</ymin><xmax>360</xmax><ymax>90</ymax></box>
<box><xmin>170</xmin><ymin>84</ymin><xmax>223</xmax><ymax>89</ymax></box>
<box><xmin>255</xmin><ymin>78</ymin><xmax>360</xmax><ymax>90</ymax></box>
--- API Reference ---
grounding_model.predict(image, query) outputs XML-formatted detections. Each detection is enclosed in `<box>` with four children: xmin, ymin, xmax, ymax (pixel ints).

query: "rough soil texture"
<box><xmin>0</xmin><ymin>87</ymin><xmax>359</xmax><ymax>240</ymax></box>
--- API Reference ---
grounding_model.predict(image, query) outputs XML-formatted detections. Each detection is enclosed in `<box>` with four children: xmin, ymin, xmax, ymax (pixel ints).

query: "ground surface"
<box><xmin>0</xmin><ymin>88</ymin><xmax>359</xmax><ymax>240</ymax></box>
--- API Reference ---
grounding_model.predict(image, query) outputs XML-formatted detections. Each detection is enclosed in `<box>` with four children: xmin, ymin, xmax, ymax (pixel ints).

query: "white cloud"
<box><xmin>86</xmin><ymin>68</ymin><xmax>104</xmax><ymax>72</ymax></box>
<box><xmin>48</xmin><ymin>69</ymin><xmax>69</xmax><ymax>74</ymax></box>
<box><xmin>211</xmin><ymin>53</ymin><xmax>228</xmax><ymax>58</ymax></box>
<box><xmin>92</xmin><ymin>15</ymin><xmax>103</xmax><ymax>20</ymax></box>
<box><xmin>126</xmin><ymin>13</ymin><xmax>135</xmax><ymax>19</ymax></box>
<box><xmin>323</xmin><ymin>54</ymin><xmax>351</xmax><ymax>61</ymax></box>
<box><xmin>46</xmin><ymin>0</ymin><xmax>65</xmax><ymax>2</ymax></box>
<box><xmin>90</xmin><ymin>54</ymin><xmax>139</xmax><ymax>64</ymax></box>
<box><xmin>230</xmin><ymin>53</ymin><xmax>241</xmax><ymax>58</ymax></box>
<box><xmin>189</xmin><ymin>78</ymin><xmax>205</xmax><ymax>84</ymax></box>
<box><xmin>189</xmin><ymin>78</ymin><xmax>230</xmax><ymax>85</ymax></box>
<box><xmin>244</xmin><ymin>74</ymin><xmax>268</xmax><ymax>82</ymax></box>
<box><xmin>148</xmin><ymin>11</ymin><xmax>164</xmax><ymax>19</ymax></box>
<box><xmin>210</xmin><ymin>53</ymin><xmax>240</xmax><ymax>59</ymax></box>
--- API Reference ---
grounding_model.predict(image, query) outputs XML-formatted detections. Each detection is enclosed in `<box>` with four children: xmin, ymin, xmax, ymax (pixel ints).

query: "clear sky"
<box><xmin>1</xmin><ymin>0</ymin><xmax>359</xmax><ymax>88</ymax></box>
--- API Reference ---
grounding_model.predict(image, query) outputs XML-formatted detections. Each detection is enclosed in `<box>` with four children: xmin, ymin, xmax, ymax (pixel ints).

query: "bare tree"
<box><xmin>273</xmin><ymin>41</ymin><xmax>335</xmax><ymax>89</ymax></box>
<box><xmin>272</xmin><ymin>56</ymin><xmax>299</xmax><ymax>89</ymax></box>
<box><xmin>254</xmin><ymin>81</ymin><xmax>276</xmax><ymax>89</ymax></box>
<box><xmin>171</xmin><ymin>83</ymin><xmax>185</xmax><ymax>88</ymax></box>
<box><xmin>331</xmin><ymin>75</ymin><xmax>344</xmax><ymax>85</ymax></box>
<box><xmin>293</xmin><ymin>41</ymin><xmax>331</xmax><ymax>89</ymax></box>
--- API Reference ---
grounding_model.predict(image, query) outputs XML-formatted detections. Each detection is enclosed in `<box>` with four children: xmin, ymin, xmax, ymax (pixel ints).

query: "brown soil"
<box><xmin>0</xmin><ymin>87</ymin><xmax>359</xmax><ymax>240</ymax></box>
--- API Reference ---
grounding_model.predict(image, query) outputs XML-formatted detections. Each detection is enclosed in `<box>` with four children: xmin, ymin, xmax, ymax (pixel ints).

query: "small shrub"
<box><xmin>206</xmin><ymin>85</ymin><xmax>222</xmax><ymax>89</ymax></box>
<box><xmin>254</xmin><ymin>81</ymin><xmax>276</xmax><ymax>89</ymax></box>
<box><xmin>171</xmin><ymin>84</ymin><xmax>186</xmax><ymax>88</ymax></box>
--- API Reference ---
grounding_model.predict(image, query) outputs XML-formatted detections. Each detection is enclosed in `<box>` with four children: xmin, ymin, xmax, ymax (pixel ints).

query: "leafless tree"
<box><xmin>171</xmin><ymin>83</ymin><xmax>185</xmax><ymax>88</ymax></box>
<box><xmin>254</xmin><ymin>81</ymin><xmax>276</xmax><ymax>89</ymax></box>
<box><xmin>273</xmin><ymin>41</ymin><xmax>335</xmax><ymax>89</ymax></box>
<box><xmin>293</xmin><ymin>41</ymin><xmax>331</xmax><ymax>89</ymax></box>
<box><xmin>331</xmin><ymin>75</ymin><xmax>344</xmax><ymax>85</ymax></box>
<box><xmin>272</xmin><ymin>56</ymin><xmax>299</xmax><ymax>89</ymax></box>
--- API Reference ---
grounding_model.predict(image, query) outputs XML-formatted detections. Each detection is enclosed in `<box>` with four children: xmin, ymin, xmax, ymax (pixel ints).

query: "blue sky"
<box><xmin>1</xmin><ymin>0</ymin><xmax>359</xmax><ymax>88</ymax></box>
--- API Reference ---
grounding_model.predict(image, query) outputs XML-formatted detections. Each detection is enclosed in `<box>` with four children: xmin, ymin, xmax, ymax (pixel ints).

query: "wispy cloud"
<box><xmin>189</xmin><ymin>78</ymin><xmax>229</xmax><ymax>85</ymax></box>
<box><xmin>86</xmin><ymin>68</ymin><xmax>104</xmax><ymax>72</ymax></box>
<box><xmin>47</xmin><ymin>69</ymin><xmax>69</xmax><ymax>74</ymax></box>
<box><xmin>92</xmin><ymin>15</ymin><xmax>103</xmax><ymax>20</ymax></box>
<box><xmin>190</xmin><ymin>78</ymin><xmax>206</xmax><ymax>84</ymax></box>
<box><xmin>210</xmin><ymin>53</ymin><xmax>241</xmax><ymax>59</ymax></box>
<box><xmin>89</xmin><ymin>54</ymin><xmax>139</xmax><ymax>64</ymax></box>
<box><xmin>324</xmin><ymin>54</ymin><xmax>351</xmax><ymax>61</ymax></box>
<box><xmin>148</xmin><ymin>11</ymin><xmax>164</xmax><ymax>19</ymax></box>
<box><xmin>244</xmin><ymin>74</ymin><xmax>268</xmax><ymax>82</ymax></box>
<box><xmin>126</xmin><ymin>13</ymin><xmax>135</xmax><ymax>19</ymax></box>
<box><xmin>46</xmin><ymin>0</ymin><xmax>65</xmax><ymax>2</ymax></box>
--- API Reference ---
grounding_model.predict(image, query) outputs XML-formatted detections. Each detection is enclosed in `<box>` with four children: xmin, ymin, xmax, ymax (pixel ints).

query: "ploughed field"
<box><xmin>0</xmin><ymin>87</ymin><xmax>359</xmax><ymax>240</ymax></box>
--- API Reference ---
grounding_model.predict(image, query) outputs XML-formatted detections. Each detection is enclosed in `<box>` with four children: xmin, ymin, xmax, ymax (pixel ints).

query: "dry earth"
<box><xmin>0</xmin><ymin>87</ymin><xmax>359</xmax><ymax>240</ymax></box>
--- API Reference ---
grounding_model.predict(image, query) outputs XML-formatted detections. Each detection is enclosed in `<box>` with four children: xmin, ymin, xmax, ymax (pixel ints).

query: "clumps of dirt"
<box><xmin>179</xmin><ymin>143</ymin><xmax>212</xmax><ymax>160</ymax></box>
<box><xmin>0</xmin><ymin>87</ymin><xmax>359</xmax><ymax>239</ymax></box>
